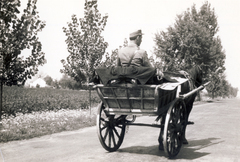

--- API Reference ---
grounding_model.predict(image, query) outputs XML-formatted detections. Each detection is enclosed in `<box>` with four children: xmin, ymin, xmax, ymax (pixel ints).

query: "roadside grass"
<box><xmin>0</xmin><ymin>108</ymin><xmax>97</xmax><ymax>143</ymax></box>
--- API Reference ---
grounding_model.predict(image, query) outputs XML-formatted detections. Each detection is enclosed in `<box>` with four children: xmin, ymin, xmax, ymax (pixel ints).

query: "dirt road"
<box><xmin>0</xmin><ymin>98</ymin><xmax>240</xmax><ymax>162</ymax></box>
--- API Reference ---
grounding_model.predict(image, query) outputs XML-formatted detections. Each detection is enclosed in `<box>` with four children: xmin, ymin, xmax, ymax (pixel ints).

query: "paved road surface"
<box><xmin>0</xmin><ymin>98</ymin><xmax>240</xmax><ymax>162</ymax></box>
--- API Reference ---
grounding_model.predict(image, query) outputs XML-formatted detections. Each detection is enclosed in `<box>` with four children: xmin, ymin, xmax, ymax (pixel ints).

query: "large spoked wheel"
<box><xmin>97</xmin><ymin>102</ymin><xmax>126</xmax><ymax>152</ymax></box>
<box><xmin>163</xmin><ymin>99</ymin><xmax>187</xmax><ymax>158</ymax></box>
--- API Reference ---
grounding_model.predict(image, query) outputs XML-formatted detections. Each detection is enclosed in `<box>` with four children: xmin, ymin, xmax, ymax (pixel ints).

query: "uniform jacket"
<box><xmin>117</xmin><ymin>42</ymin><xmax>152</xmax><ymax>67</ymax></box>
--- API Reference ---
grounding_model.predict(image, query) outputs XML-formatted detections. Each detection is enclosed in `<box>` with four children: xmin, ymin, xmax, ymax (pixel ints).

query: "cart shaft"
<box><xmin>179</xmin><ymin>81</ymin><xmax>210</xmax><ymax>99</ymax></box>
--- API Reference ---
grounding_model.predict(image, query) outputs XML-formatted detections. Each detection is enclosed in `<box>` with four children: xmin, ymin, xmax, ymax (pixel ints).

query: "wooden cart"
<box><xmin>92</xmin><ymin>80</ymin><xmax>209</xmax><ymax>158</ymax></box>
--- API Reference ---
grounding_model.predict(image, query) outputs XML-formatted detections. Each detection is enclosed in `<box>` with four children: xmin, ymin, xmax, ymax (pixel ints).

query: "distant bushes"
<box><xmin>44</xmin><ymin>75</ymin><xmax>84</xmax><ymax>90</ymax></box>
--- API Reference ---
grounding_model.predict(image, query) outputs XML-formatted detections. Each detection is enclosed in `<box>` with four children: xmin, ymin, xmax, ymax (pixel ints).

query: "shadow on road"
<box><xmin>194</xmin><ymin>99</ymin><xmax>226</xmax><ymax>105</ymax></box>
<box><xmin>118</xmin><ymin>137</ymin><xmax>223</xmax><ymax>160</ymax></box>
<box><xmin>118</xmin><ymin>145</ymin><xmax>165</xmax><ymax>157</ymax></box>
<box><xmin>178</xmin><ymin>137</ymin><xmax>224</xmax><ymax>160</ymax></box>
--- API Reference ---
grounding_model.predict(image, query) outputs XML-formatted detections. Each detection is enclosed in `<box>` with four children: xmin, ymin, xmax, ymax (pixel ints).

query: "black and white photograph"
<box><xmin>0</xmin><ymin>0</ymin><xmax>239</xmax><ymax>161</ymax></box>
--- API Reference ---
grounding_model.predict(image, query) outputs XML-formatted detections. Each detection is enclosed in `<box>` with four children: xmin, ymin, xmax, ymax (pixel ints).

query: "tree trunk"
<box><xmin>212</xmin><ymin>92</ymin><xmax>215</xmax><ymax>99</ymax></box>
<box><xmin>87</xmin><ymin>77</ymin><xmax>91</xmax><ymax>115</ymax></box>
<box><xmin>0</xmin><ymin>82</ymin><xmax>3</xmax><ymax>130</ymax></box>
<box><xmin>0</xmin><ymin>81</ymin><xmax>2</xmax><ymax>121</ymax></box>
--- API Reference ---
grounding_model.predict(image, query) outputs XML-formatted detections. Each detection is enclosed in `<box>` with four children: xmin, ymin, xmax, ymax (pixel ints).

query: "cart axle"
<box><xmin>125</xmin><ymin>122</ymin><xmax>163</xmax><ymax>128</ymax></box>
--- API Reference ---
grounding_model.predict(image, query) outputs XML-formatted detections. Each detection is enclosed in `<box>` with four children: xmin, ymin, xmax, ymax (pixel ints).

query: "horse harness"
<box><xmin>180</xmin><ymin>70</ymin><xmax>195</xmax><ymax>91</ymax></box>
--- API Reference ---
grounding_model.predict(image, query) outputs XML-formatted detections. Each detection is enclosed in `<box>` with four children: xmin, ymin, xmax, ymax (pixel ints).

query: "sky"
<box><xmin>20</xmin><ymin>0</ymin><xmax>240</xmax><ymax>92</ymax></box>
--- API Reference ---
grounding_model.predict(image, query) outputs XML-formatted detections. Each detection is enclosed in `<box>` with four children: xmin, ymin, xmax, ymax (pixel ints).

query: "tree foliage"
<box><xmin>206</xmin><ymin>73</ymin><xmax>238</xmax><ymax>98</ymax></box>
<box><xmin>0</xmin><ymin>0</ymin><xmax>46</xmax><ymax>86</ymax></box>
<box><xmin>101</xmin><ymin>48</ymin><xmax>118</xmax><ymax>67</ymax></box>
<box><xmin>153</xmin><ymin>2</ymin><xmax>228</xmax><ymax>98</ymax></box>
<box><xmin>44</xmin><ymin>75</ymin><xmax>53</xmax><ymax>86</ymax></box>
<box><xmin>229</xmin><ymin>86</ymin><xmax>238</xmax><ymax>98</ymax></box>
<box><xmin>101</xmin><ymin>38</ymin><xmax>128</xmax><ymax>67</ymax></box>
<box><xmin>154</xmin><ymin>2</ymin><xmax>225</xmax><ymax>75</ymax></box>
<box><xmin>58</xmin><ymin>74</ymin><xmax>82</xmax><ymax>90</ymax></box>
<box><xmin>61</xmin><ymin>0</ymin><xmax>108</xmax><ymax>86</ymax></box>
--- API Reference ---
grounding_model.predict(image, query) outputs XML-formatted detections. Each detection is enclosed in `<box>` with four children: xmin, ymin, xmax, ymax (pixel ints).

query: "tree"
<box><xmin>206</xmin><ymin>71</ymin><xmax>222</xmax><ymax>99</ymax></box>
<box><xmin>205</xmin><ymin>37</ymin><xmax>226</xmax><ymax>98</ymax></box>
<box><xmin>153</xmin><ymin>2</ymin><xmax>225</xmax><ymax>81</ymax></box>
<box><xmin>101</xmin><ymin>48</ymin><xmax>118</xmax><ymax>67</ymax></box>
<box><xmin>218</xmin><ymin>75</ymin><xmax>229</xmax><ymax>98</ymax></box>
<box><xmin>44</xmin><ymin>75</ymin><xmax>53</xmax><ymax>86</ymax></box>
<box><xmin>229</xmin><ymin>86</ymin><xmax>238</xmax><ymax>98</ymax></box>
<box><xmin>0</xmin><ymin>0</ymin><xmax>46</xmax><ymax>86</ymax></box>
<box><xmin>58</xmin><ymin>74</ymin><xmax>82</xmax><ymax>90</ymax></box>
<box><xmin>61</xmin><ymin>0</ymin><xmax>108</xmax><ymax>86</ymax></box>
<box><xmin>52</xmin><ymin>79</ymin><xmax>60</xmax><ymax>89</ymax></box>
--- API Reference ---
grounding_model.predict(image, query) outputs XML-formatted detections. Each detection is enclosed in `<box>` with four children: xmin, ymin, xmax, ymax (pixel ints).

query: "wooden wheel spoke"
<box><xmin>108</xmin><ymin>129</ymin><xmax>112</xmax><ymax>148</ymax></box>
<box><xmin>175</xmin><ymin>133</ymin><xmax>180</xmax><ymax>145</ymax></box>
<box><xmin>116</xmin><ymin>125</ymin><xmax>123</xmax><ymax>129</ymax></box>
<box><xmin>100</xmin><ymin>125</ymin><xmax>108</xmax><ymax>131</ymax></box>
<box><xmin>168</xmin><ymin>136</ymin><xmax>175</xmax><ymax>153</ymax></box>
<box><xmin>167</xmin><ymin>130</ymin><xmax>174</xmax><ymax>144</ymax></box>
<box><xmin>167</xmin><ymin>121</ymin><xmax>180</xmax><ymax>153</ymax></box>
<box><xmin>100</xmin><ymin>117</ymin><xmax>108</xmax><ymax>123</ymax></box>
<box><xmin>110</xmin><ymin>129</ymin><xmax>117</xmax><ymax>147</ymax></box>
<box><xmin>170</xmin><ymin>117</ymin><xmax>177</xmax><ymax>126</ymax></box>
<box><xmin>113</xmin><ymin>127</ymin><xmax>120</xmax><ymax>139</ymax></box>
<box><xmin>169</xmin><ymin>134</ymin><xmax>178</xmax><ymax>154</ymax></box>
<box><xmin>168</xmin><ymin>123</ymin><xmax>175</xmax><ymax>132</ymax></box>
<box><xmin>103</xmin><ymin>127</ymin><xmax>109</xmax><ymax>142</ymax></box>
<box><xmin>171</xmin><ymin>141</ymin><xmax>175</xmax><ymax>154</ymax></box>
<box><xmin>176</xmin><ymin>112</ymin><xmax>181</xmax><ymax>121</ymax></box>
<box><xmin>180</xmin><ymin>112</ymin><xmax>185</xmax><ymax>120</ymax></box>
<box><xmin>179</xmin><ymin>107</ymin><xmax>184</xmax><ymax>118</ymax></box>
<box><xmin>171</xmin><ymin>113</ymin><xmax>179</xmax><ymax>124</ymax></box>
<box><xmin>175</xmin><ymin>108</ymin><xmax>181</xmax><ymax>120</ymax></box>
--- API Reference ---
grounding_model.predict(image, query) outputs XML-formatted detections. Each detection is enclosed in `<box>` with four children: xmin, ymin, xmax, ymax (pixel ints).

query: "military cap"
<box><xmin>129</xmin><ymin>30</ymin><xmax>144</xmax><ymax>38</ymax></box>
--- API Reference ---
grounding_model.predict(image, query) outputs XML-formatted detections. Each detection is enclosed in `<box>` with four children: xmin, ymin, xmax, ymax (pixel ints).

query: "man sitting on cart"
<box><xmin>116</xmin><ymin>29</ymin><xmax>163</xmax><ymax>84</ymax></box>
<box><xmin>92</xmin><ymin>29</ymin><xmax>163</xmax><ymax>85</ymax></box>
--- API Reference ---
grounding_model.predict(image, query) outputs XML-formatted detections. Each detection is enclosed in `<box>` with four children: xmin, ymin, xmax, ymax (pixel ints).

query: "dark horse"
<box><xmin>158</xmin><ymin>65</ymin><xmax>203</xmax><ymax>149</ymax></box>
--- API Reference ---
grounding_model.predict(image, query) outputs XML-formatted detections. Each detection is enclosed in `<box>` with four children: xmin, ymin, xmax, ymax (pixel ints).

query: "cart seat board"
<box><xmin>158</xmin><ymin>77</ymin><xmax>188</xmax><ymax>90</ymax></box>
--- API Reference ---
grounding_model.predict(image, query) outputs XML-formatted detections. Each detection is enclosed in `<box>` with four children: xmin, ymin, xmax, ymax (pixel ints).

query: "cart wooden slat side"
<box><xmin>95</xmin><ymin>83</ymin><xmax>178</xmax><ymax>115</ymax></box>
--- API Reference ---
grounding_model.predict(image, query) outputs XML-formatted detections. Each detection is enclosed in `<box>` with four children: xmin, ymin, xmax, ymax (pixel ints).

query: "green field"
<box><xmin>0</xmin><ymin>86</ymin><xmax>101</xmax><ymax>143</ymax></box>
<box><xmin>2</xmin><ymin>86</ymin><xmax>100</xmax><ymax>117</ymax></box>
